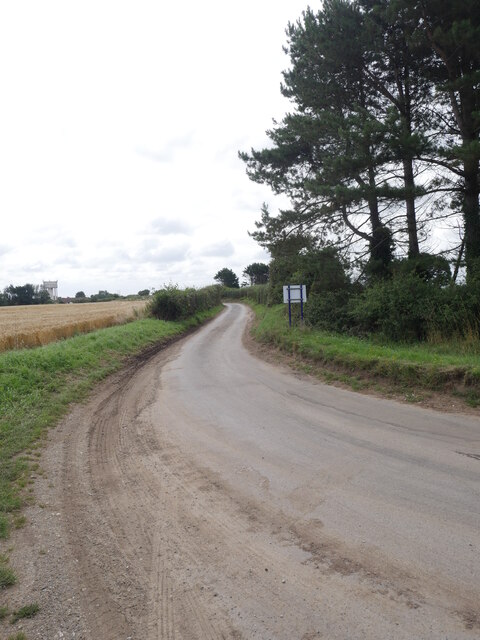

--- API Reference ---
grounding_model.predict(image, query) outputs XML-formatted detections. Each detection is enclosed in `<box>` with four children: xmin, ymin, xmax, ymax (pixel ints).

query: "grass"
<box><xmin>0</xmin><ymin>308</ymin><xmax>222</xmax><ymax>555</ymax></box>
<box><xmin>7</xmin><ymin>634</ymin><xmax>27</xmax><ymax>640</ymax></box>
<box><xmin>0</xmin><ymin>556</ymin><xmax>16</xmax><ymax>588</ymax></box>
<box><xmin>0</xmin><ymin>606</ymin><xmax>8</xmax><ymax>619</ymax></box>
<box><xmin>249</xmin><ymin>303</ymin><xmax>480</xmax><ymax>398</ymax></box>
<box><xmin>10</xmin><ymin>603</ymin><xmax>39</xmax><ymax>624</ymax></box>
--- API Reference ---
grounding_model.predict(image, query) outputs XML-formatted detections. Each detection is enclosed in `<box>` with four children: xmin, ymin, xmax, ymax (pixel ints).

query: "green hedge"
<box><xmin>148</xmin><ymin>285</ymin><xmax>222</xmax><ymax>321</ymax></box>
<box><xmin>221</xmin><ymin>284</ymin><xmax>269</xmax><ymax>305</ymax></box>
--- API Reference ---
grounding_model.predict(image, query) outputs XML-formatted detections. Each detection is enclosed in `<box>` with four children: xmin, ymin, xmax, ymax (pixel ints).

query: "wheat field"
<box><xmin>0</xmin><ymin>300</ymin><xmax>147</xmax><ymax>351</ymax></box>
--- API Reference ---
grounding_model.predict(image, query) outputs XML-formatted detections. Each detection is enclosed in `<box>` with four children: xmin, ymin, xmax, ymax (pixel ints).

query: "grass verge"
<box><xmin>0</xmin><ymin>308</ymin><xmax>222</xmax><ymax>554</ymax></box>
<box><xmin>249</xmin><ymin>303</ymin><xmax>480</xmax><ymax>404</ymax></box>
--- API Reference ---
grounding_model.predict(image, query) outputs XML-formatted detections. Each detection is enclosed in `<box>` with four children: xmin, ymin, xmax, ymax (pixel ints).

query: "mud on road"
<box><xmin>2</xmin><ymin>304</ymin><xmax>480</xmax><ymax>639</ymax></box>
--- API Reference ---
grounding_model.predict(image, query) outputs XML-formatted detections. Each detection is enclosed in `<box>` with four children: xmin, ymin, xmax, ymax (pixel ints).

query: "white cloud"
<box><xmin>199</xmin><ymin>241</ymin><xmax>235</xmax><ymax>258</ymax></box>
<box><xmin>149</xmin><ymin>217</ymin><xmax>192</xmax><ymax>235</ymax></box>
<box><xmin>0</xmin><ymin>0</ymin><xmax>309</xmax><ymax>296</ymax></box>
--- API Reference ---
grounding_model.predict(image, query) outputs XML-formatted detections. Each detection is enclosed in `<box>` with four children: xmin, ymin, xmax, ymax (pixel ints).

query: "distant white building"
<box><xmin>42</xmin><ymin>280</ymin><xmax>58</xmax><ymax>301</ymax></box>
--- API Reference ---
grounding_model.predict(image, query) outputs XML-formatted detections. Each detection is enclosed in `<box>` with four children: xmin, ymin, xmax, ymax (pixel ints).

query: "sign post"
<box><xmin>283</xmin><ymin>284</ymin><xmax>307</xmax><ymax>327</ymax></box>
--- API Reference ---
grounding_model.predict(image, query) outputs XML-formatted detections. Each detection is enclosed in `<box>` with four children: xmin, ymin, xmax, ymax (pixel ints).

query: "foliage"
<box><xmin>305</xmin><ymin>291</ymin><xmax>353</xmax><ymax>333</ymax></box>
<box><xmin>0</xmin><ymin>284</ymin><xmax>51</xmax><ymax>306</ymax></box>
<box><xmin>268</xmin><ymin>246</ymin><xmax>351</xmax><ymax>304</ymax></box>
<box><xmin>240</xmin><ymin>0</ymin><xmax>480</xmax><ymax>280</ymax></box>
<box><xmin>138</xmin><ymin>289</ymin><xmax>150</xmax><ymax>297</ymax></box>
<box><xmin>222</xmin><ymin>284</ymin><xmax>270</xmax><ymax>305</ymax></box>
<box><xmin>391</xmin><ymin>253</ymin><xmax>451</xmax><ymax>285</ymax></box>
<box><xmin>90</xmin><ymin>290</ymin><xmax>120</xmax><ymax>302</ymax></box>
<box><xmin>243</xmin><ymin>263</ymin><xmax>269</xmax><ymax>286</ymax></box>
<box><xmin>214</xmin><ymin>268</ymin><xmax>239</xmax><ymax>288</ymax></box>
<box><xmin>148</xmin><ymin>285</ymin><xmax>222</xmax><ymax>321</ymax></box>
<box><xmin>349</xmin><ymin>273</ymin><xmax>480</xmax><ymax>342</ymax></box>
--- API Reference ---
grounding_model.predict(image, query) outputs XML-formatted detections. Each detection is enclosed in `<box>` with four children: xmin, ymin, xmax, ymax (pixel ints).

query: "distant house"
<box><xmin>42</xmin><ymin>280</ymin><xmax>58</xmax><ymax>301</ymax></box>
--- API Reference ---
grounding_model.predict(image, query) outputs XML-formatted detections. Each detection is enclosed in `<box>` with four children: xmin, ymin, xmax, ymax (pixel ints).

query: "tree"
<box><xmin>359</xmin><ymin>0</ymin><xmax>438</xmax><ymax>257</ymax></box>
<box><xmin>138</xmin><ymin>289</ymin><xmax>150</xmax><ymax>297</ymax></box>
<box><xmin>240</xmin><ymin>1</ymin><xmax>397</xmax><ymax>275</ymax></box>
<box><xmin>214</xmin><ymin>268</ymin><xmax>239</xmax><ymax>288</ymax></box>
<box><xmin>75</xmin><ymin>291</ymin><xmax>87</xmax><ymax>299</ymax></box>
<box><xmin>411</xmin><ymin>0</ymin><xmax>480</xmax><ymax>277</ymax></box>
<box><xmin>2</xmin><ymin>284</ymin><xmax>51</xmax><ymax>305</ymax></box>
<box><xmin>90</xmin><ymin>290</ymin><xmax>120</xmax><ymax>302</ymax></box>
<box><xmin>243</xmin><ymin>263</ymin><xmax>269</xmax><ymax>285</ymax></box>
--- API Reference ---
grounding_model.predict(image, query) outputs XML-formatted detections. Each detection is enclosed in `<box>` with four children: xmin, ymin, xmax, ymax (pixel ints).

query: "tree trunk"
<box><xmin>402</xmin><ymin>156</ymin><xmax>420</xmax><ymax>257</ymax></box>
<box><xmin>463</xmin><ymin>156</ymin><xmax>480</xmax><ymax>279</ymax></box>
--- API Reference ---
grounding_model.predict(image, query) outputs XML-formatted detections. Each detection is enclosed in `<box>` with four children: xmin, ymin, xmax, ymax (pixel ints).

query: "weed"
<box><xmin>0</xmin><ymin>560</ymin><xmax>16</xmax><ymax>588</ymax></box>
<box><xmin>13</xmin><ymin>515</ymin><xmax>26</xmax><ymax>529</ymax></box>
<box><xmin>0</xmin><ymin>605</ymin><xmax>9</xmax><ymax>619</ymax></box>
<box><xmin>11</xmin><ymin>603</ymin><xmax>39</xmax><ymax>624</ymax></box>
<box><xmin>0</xmin><ymin>514</ymin><xmax>9</xmax><ymax>539</ymax></box>
<box><xmin>8</xmin><ymin>633</ymin><xmax>28</xmax><ymax>640</ymax></box>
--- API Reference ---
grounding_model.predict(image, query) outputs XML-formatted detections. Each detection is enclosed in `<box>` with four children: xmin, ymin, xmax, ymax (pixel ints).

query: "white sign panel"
<box><xmin>283</xmin><ymin>285</ymin><xmax>307</xmax><ymax>304</ymax></box>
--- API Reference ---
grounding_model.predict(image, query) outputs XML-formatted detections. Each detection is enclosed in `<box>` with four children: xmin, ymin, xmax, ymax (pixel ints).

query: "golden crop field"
<box><xmin>0</xmin><ymin>300</ymin><xmax>147</xmax><ymax>352</ymax></box>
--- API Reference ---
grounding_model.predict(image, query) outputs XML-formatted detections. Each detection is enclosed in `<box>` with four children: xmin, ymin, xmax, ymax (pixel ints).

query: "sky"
<box><xmin>0</xmin><ymin>0</ymin><xmax>312</xmax><ymax>297</ymax></box>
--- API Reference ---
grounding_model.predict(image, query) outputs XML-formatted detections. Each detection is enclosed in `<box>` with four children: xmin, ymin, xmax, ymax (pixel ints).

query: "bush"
<box><xmin>305</xmin><ymin>290</ymin><xmax>352</xmax><ymax>333</ymax></box>
<box><xmin>349</xmin><ymin>274</ymin><xmax>480</xmax><ymax>342</ymax></box>
<box><xmin>147</xmin><ymin>285</ymin><xmax>222</xmax><ymax>321</ymax></box>
<box><xmin>392</xmin><ymin>253</ymin><xmax>451</xmax><ymax>286</ymax></box>
<box><xmin>349</xmin><ymin>274</ymin><xmax>439</xmax><ymax>341</ymax></box>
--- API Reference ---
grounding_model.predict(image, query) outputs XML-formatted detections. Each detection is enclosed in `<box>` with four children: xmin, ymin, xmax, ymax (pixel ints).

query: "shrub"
<box><xmin>349</xmin><ymin>274</ymin><xmax>439</xmax><ymax>341</ymax></box>
<box><xmin>148</xmin><ymin>285</ymin><xmax>222</xmax><ymax>321</ymax></box>
<box><xmin>305</xmin><ymin>290</ymin><xmax>353</xmax><ymax>333</ymax></box>
<box><xmin>349</xmin><ymin>274</ymin><xmax>480</xmax><ymax>342</ymax></box>
<box><xmin>392</xmin><ymin>253</ymin><xmax>451</xmax><ymax>286</ymax></box>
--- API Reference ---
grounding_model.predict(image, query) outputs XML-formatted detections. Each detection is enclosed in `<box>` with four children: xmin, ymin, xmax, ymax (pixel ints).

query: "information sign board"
<box><xmin>283</xmin><ymin>284</ymin><xmax>306</xmax><ymax>326</ymax></box>
<box><xmin>283</xmin><ymin>285</ymin><xmax>307</xmax><ymax>304</ymax></box>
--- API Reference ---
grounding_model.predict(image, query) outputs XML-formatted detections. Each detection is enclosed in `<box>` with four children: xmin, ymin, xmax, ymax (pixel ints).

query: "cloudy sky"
<box><xmin>0</xmin><ymin>0</ymin><xmax>312</xmax><ymax>297</ymax></box>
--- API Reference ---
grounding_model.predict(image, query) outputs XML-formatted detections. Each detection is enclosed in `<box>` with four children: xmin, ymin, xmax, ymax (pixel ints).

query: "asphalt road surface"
<box><xmin>19</xmin><ymin>303</ymin><xmax>480</xmax><ymax>639</ymax></box>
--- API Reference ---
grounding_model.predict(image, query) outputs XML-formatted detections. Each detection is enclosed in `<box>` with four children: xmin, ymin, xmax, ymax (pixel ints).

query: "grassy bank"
<box><xmin>250</xmin><ymin>303</ymin><xmax>480</xmax><ymax>403</ymax></box>
<box><xmin>0</xmin><ymin>308</ymin><xmax>222</xmax><ymax>545</ymax></box>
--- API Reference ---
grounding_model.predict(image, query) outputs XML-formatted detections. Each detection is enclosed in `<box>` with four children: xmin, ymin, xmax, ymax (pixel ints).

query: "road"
<box><xmin>17</xmin><ymin>303</ymin><xmax>480</xmax><ymax>639</ymax></box>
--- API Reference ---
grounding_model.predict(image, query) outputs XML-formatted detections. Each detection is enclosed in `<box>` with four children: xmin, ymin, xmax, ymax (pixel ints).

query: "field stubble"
<box><xmin>0</xmin><ymin>300</ymin><xmax>147</xmax><ymax>351</ymax></box>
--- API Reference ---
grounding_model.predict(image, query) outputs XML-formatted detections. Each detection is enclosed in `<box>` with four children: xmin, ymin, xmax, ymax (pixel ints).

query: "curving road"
<box><xmin>28</xmin><ymin>303</ymin><xmax>480</xmax><ymax>639</ymax></box>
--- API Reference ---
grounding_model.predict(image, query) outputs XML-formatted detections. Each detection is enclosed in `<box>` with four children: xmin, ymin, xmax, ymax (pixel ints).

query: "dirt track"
<box><xmin>4</xmin><ymin>303</ymin><xmax>480</xmax><ymax>639</ymax></box>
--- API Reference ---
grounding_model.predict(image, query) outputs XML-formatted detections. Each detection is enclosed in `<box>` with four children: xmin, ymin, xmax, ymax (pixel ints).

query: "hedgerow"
<box><xmin>148</xmin><ymin>285</ymin><xmax>222</xmax><ymax>321</ymax></box>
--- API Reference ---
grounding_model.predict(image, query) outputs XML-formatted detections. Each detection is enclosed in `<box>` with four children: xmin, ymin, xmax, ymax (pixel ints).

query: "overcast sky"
<box><xmin>0</xmin><ymin>1</ymin><xmax>313</xmax><ymax>297</ymax></box>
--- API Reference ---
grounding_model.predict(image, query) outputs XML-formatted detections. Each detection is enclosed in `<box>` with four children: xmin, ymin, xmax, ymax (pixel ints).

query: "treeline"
<box><xmin>0</xmin><ymin>284</ymin><xmax>51</xmax><ymax>306</ymax></box>
<box><xmin>0</xmin><ymin>286</ymin><xmax>152</xmax><ymax>306</ymax></box>
<box><xmin>240</xmin><ymin>0</ymin><xmax>480</xmax><ymax>281</ymax></box>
